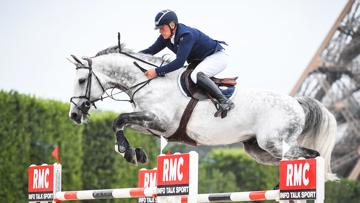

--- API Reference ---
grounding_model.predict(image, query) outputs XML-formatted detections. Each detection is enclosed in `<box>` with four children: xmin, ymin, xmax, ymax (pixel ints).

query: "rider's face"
<box><xmin>159</xmin><ymin>25</ymin><xmax>171</xmax><ymax>39</ymax></box>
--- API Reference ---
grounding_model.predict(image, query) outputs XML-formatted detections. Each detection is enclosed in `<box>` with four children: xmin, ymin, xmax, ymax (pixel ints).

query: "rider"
<box><xmin>141</xmin><ymin>9</ymin><xmax>234</xmax><ymax>117</ymax></box>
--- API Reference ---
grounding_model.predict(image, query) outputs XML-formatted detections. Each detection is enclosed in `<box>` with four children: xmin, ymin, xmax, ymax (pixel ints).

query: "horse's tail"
<box><xmin>297</xmin><ymin>97</ymin><xmax>338</xmax><ymax>181</ymax></box>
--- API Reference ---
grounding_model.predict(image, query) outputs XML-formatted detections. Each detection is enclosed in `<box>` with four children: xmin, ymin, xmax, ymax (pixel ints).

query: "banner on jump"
<box><xmin>28</xmin><ymin>164</ymin><xmax>61</xmax><ymax>202</ymax></box>
<box><xmin>157</xmin><ymin>153</ymin><xmax>190</xmax><ymax>196</ymax></box>
<box><xmin>279</xmin><ymin>159</ymin><xmax>317</xmax><ymax>200</ymax></box>
<box><xmin>138</xmin><ymin>169</ymin><xmax>157</xmax><ymax>203</ymax></box>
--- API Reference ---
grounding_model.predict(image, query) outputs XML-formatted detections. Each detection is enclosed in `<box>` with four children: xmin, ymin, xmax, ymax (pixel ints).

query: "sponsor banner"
<box><xmin>156</xmin><ymin>152</ymin><xmax>198</xmax><ymax>202</ymax></box>
<box><xmin>280</xmin><ymin>159</ymin><xmax>317</xmax><ymax>190</ymax></box>
<box><xmin>157</xmin><ymin>153</ymin><xmax>190</xmax><ymax>186</ymax></box>
<box><xmin>157</xmin><ymin>184</ymin><xmax>189</xmax><ymax>196</ymax></box>
<box><xmin>138</xmin><ymin>169</ymin><xmax>157</xmax><ymax>203</ymax></box>
<box><xmin>28</xmin><ymin>165</ymin><xmax>55</xmax><ymax>201</ymax></box>
<box><xmin>138</xmin><ymin>169</ymin><xmax>157</xmax><ymax>188</ymax></box>
<box><xmin>28</xmin><ymin>191</ymin><xmax>54</xmax><ymax>201</ymax></box>
<box><xmin>28</xmin><ymin>165</ymin><xmax>55</xmax><ymax>193</ymax></box>
<box><xmin>138</xmin><ymin>197</ymin><xmax>157</xmax><ymax>203</ymax></box>
<box><xmin>279</xmin><ymin>159</ymin><xmax>317</xmax><ymax>200</ymax></box>
<box><xmin>28</xmin><ymin>164</ymin><xmax>61</xmax><ymax>202</ymax></box>
<box><xmin>280</xmin><ymin>189</ymin><xmax>317</xmax><ymax>200</ymax></box>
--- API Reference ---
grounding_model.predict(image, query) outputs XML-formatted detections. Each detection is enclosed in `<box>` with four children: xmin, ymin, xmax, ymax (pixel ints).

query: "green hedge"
<box><xmin>325</xmin><ymin>179</ymin><xmax>360</xmax><ymax>203</ymax></box>
<box><xmin>0</xmin><ymin>90</ymin><xmax>83</xmax><ymax>202</ymax></box>
<box><xmin>198</xmin><ymin>148</ymin><xmax>279</xmax><ymax>193</ymax></box>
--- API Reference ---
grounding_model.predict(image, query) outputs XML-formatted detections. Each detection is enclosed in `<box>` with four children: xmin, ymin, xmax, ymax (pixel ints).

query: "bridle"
<box><xmin>70</xmin><ymin>33</ymin><xmax>167</xmax><ymax>115</ymax></box>
<box><xmin>70</xmin><ymin>57</ymin><xmax>105</xmax><ymax>115</ymax></box>
<box><xmin>69</xmin><ymin>55</ymin><xmax>156</xmax><ymax>115</ymax></box>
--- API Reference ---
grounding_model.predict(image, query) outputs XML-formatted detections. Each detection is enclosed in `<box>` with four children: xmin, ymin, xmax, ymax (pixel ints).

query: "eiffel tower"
<box><xmin>291</xmin><ymin>0</ymin><xmax>360</xmax><ymax>180</ymax></box>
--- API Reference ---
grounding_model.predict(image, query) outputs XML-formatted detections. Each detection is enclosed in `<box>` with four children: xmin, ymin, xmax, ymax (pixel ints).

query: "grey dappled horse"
<box><xmin>68</xmin><ymin>46</ymin><xmax>337</xmax><ymax>181</ymax></box>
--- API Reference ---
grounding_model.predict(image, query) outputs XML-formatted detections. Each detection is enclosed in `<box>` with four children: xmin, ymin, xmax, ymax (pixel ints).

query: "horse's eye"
<box><xmin>79</xmin><ymin>78</ymin><xmax>86</xmax><ymax>85</ymax></box>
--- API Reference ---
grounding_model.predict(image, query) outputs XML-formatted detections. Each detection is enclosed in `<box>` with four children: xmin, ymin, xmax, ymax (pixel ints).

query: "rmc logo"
<box><xmin>138</xmin><ymin>169</ymin><xmax>157</xmax><ymax>188</ymax></box>
<box><xmin>28</xmin><ymin>165</ymin><xmax>54</xmax><ymax>192</ymax></box>
<box><xmin>280</xmin><ymin>159</ymin><xmax>317</xmax><ymax>190</ymax></box>
<box><xmin>157</xmin><ymin>153</ymin><xmax>190</xmax><ymax>185</ymax></box>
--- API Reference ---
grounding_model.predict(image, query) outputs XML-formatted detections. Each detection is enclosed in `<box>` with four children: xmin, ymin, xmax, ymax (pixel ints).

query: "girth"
<box><xmin>167</xmin><ymin>98</ymin><xmax>198</xmax><ymax>146</ymax></box>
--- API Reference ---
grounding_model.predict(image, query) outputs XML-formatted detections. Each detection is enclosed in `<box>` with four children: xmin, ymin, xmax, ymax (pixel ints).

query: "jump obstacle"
<box><xmin>28</xmin><ymin>151</ymin><xmax>325</xmax><ymax>203</ymax></box>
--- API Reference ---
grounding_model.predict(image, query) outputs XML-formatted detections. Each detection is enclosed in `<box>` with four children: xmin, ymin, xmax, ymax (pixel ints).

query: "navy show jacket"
<box><xmin>141</xmin><ymin>23</ymin><xmax>224</xmax><ymax>76</ymax></box>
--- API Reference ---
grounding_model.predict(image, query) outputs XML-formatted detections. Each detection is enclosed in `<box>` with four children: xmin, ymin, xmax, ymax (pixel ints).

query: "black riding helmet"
<box><xmin>154</xmin><ymin>9</ymin><xmax>178</xmax><ymax>29</ymax></box>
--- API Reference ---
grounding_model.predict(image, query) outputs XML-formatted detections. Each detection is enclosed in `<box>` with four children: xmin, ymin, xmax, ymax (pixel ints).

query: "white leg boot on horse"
<box><xmin>196</xmin><ymin>72</ymin><xmax>235</xmax><ymax>118</ymax></box>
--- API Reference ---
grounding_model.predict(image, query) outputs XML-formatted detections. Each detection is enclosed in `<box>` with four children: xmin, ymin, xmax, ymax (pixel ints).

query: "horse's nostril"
<box><xmin>71</xmin><ymin>112</ymin><xmax>78</xmax><ymax>119</ymax></box>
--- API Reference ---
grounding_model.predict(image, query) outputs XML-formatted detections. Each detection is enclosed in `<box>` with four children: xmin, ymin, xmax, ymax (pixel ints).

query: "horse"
<box><xmin>68</xmin><ymin>45</ymin><xmax>337</xmax><ymax>181</ymax></box>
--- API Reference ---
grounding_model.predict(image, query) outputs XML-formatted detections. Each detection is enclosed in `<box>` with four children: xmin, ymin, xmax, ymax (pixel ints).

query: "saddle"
<box><xmin>168</xmin><ymin>63</ymin><xmax>237</xmax><ymax>146</ymax></box>
<box><xmin>180</xmin><ymin>68</ymin><xmax>237</xmax><ymax>100</ymax></box>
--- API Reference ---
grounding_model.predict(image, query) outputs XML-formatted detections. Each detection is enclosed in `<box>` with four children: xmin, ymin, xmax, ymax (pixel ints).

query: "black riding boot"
<box><xmin>196</xmin><ymin>72</ymin><xmax>235</xmax><ymax>118</ymax></box>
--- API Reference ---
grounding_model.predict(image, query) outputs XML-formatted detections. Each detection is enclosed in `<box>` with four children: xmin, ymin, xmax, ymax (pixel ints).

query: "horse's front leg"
<box><xmin>112</xmin><ymin>111</ymin><xmax>166</xmax><ymax>164</ymax></box>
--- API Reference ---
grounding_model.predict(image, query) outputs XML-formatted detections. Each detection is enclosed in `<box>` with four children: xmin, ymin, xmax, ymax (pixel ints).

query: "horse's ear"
<box><xmin>82</xmin><ymin>57</ymin><xmax>92</xmax><ymax>67</ymax></box>
<box><xmin>66</xmin><ymin>57</ymin><xmax>77</xmax><ymax>66</ymax></box>
<box><xmin>71</xmin><ymin>55</ymin><xmax>84</xmax><ymax>65</ymax></box>
<box><xmin>117</xmin><ymin>32</ymin><xmax>122</xmax><ymax>53</ymax></box>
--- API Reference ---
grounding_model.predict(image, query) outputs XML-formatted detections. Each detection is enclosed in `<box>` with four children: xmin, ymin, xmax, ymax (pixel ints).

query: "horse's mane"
<box><xmin>95</xmin><ymin>43</ymin><xmax>170</xmax><ymax>65</ymax></box>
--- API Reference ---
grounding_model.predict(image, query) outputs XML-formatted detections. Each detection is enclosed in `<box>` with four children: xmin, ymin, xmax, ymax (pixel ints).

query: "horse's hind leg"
<box><xmin>284</xmin><ymin>146</ymin><xmax>320</xmax><ymax>159</ymax></box>
<box><xmin>257</xmin><ymin>130</ymin><xmax>320</xmax><ymax>160</ymax></box>
<box><xmin>243</xmin><ymin>137</ymin><xmax>281</xmax><ymax>166</ymax></box>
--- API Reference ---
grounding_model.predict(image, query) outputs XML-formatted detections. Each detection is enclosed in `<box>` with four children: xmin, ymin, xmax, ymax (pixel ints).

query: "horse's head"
<box><xmin>68</xmin><ymin>55</ymin><xmax>105</xmax><ymax>124</ymax></box>
<box><xmin>68</xmin><ymin>44</ymin><xmax>171</xmax><ymax>124</ymax></box>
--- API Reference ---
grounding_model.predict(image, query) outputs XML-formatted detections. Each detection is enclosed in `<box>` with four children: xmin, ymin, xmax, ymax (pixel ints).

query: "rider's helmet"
<box><xmin>154</xmin><ymin>9</ymin><xmax>178</xmax><ymax>29</ymax></box>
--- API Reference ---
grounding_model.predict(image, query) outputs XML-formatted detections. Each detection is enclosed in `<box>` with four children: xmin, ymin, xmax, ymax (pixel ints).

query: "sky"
<box><xmin>0</xmin><ymin>0</ymin><xmax>348</xmax><ymax>112</ymax></box>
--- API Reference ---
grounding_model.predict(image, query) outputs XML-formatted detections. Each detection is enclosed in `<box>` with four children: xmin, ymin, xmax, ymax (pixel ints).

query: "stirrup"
<box><xmin>214</xmin><ymin>109</ymin><xmax>228</xmax><ymax>118</ymax></box>
<box><xmin>214</xmin><ymin>102</ymin><xmax>234</xmax><ymax>118</ymax></box>
<box><xmin>214</xmin><ymin>108</ymin><xmax>232</xmax><ymax>118</ymax></box>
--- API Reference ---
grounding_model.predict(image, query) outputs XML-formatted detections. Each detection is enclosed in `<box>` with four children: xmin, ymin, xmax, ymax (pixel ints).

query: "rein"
<box><xmin>117</xmin><ymin>33</ymin><xmax>167</xmax><ymax>71</ymax></box>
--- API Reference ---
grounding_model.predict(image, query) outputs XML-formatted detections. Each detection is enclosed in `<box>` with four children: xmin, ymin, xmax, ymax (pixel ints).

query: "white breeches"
<box><xmin>190</xmin><ymin>50</ymin><xmax>229</xmax><ymax>83</ymax></box>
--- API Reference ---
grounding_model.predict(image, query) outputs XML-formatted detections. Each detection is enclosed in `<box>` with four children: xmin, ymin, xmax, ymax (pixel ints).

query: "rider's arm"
<box><xmin>140</xmin><ymin>35</ymin><xmax>167</xmax><ymax>55</ymax></box>
<box><xmin>155</xmin><ymin>33</ymin><xmax>195</xmax><ymax>76</ymax></box>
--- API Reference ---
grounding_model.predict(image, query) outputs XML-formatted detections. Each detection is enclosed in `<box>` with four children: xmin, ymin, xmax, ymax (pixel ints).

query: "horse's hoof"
<box><xmin>284</xmin><ymin>147</ymin><xmax>321</xmax><ymax>159</ymax></box>
<box><xmin>124</xmin><ymin>148</ymin><xmax>137</xmax><ymax>164</ymax></box>
<box><xmin>135</xmin><ymin>148</ymin><xmax>148</xmax><ymax>164</ymax></box>
<box><xmin>302</xmin><ymin>148</ymin><xmax>320</xmax><ymax>159</ymax></box>
<box><xmin>310</xmin><ymin>150</ymin><xmax>320</xmax><ymax>158</ymax></box>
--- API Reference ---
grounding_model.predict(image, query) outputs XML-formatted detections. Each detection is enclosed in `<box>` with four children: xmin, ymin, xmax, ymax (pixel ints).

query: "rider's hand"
<box><xmin>145</xmin><ymin>69</ymin><xmax>158</xmax><ymax>79</ymax></box>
